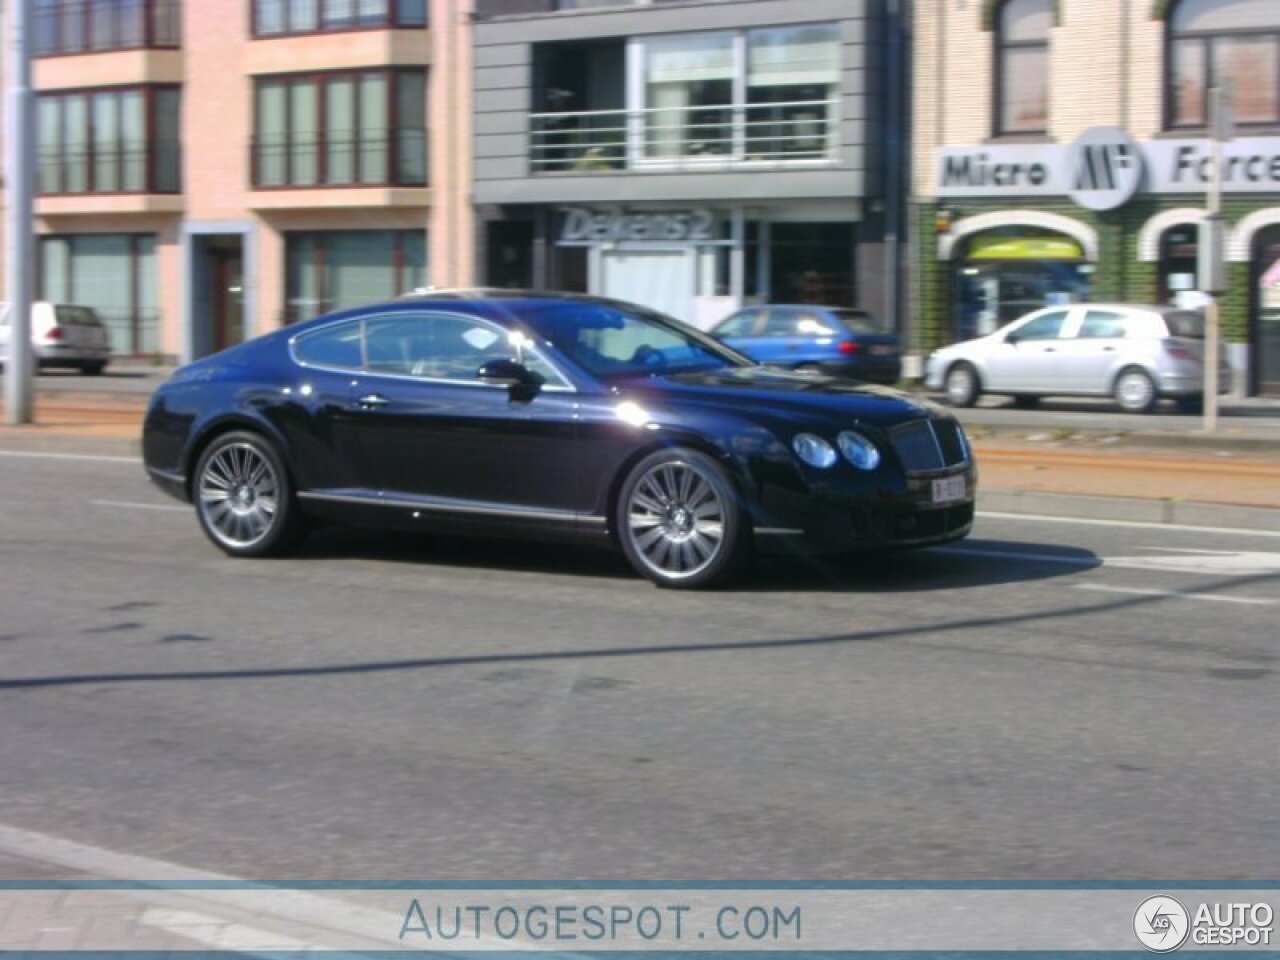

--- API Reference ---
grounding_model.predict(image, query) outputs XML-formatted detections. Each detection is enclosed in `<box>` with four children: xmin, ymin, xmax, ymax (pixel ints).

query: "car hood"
<box><xmin>612</xmin><ymin>365</ymin><xmax>946</xmax><ymax>428</ymax></box>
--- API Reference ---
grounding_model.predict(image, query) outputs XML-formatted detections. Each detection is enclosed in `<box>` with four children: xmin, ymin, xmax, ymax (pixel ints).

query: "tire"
<box><xmin>1175</xmin><ymin>394</ymin><xmax>1204</xmax><ymax>415</ymax></box>
<box><xmin>192</xmin><ymin>431</ymin><xmax>306</xmax><ymax>557</ymax></box>
<box><xmin>80</xmin><ymin>361</ymin><xmax>106</xmax><ymax>376</ymax></box>
<box><xmin>1012</xmin><ymin>394</ymin><xmax>1040</xmax><ymax>410</ymax></box>
<box><xmin>1113</xmin><ymin>367</ymin><xmax>1158</xmax><ymax>414</ymax></box>
<box><xmin>615</xmin><ymin>448</ymin><xmax>751</xmax><ymax>589</ymax></box>
<box><xmin>944</xmin><ymin>362</ymin><xmax>981</xmax><ymax>407</ymax></box>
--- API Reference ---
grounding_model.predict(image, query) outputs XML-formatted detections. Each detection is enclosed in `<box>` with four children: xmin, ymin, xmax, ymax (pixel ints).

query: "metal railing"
<box><xmin>37</xmin><ymin>142</ymin><xmax>181</xmax><ymax>194</ymax></box>
<box><xmin>34</xmin><ymin>0</ymin><xmax>180</xmax><ymax>55</ymax></box>
<box><xmin>529</xmin><ymin>99</ymin><xmax>839</xmax><ymax>174</ymax></box>
<box><xmin>251</xmin><ymin>131</ymin><xmax>428</xmax><ymax>188</ymax></box>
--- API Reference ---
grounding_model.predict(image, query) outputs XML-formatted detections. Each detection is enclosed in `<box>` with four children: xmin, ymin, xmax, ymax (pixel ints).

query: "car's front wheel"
<box><xmin>193</xmin><ymin>431</ymin><xmax>306</xmax><ymax>557</ymax></box>
<box><xmin>616</xmin><ymin>449</ymin><xmax>750</xmax><ymax>589</ymax></box>
<box><xmin>944</xmin><ymin>362</ymin><xmax>981</xmax><ymax>407</ymax></box>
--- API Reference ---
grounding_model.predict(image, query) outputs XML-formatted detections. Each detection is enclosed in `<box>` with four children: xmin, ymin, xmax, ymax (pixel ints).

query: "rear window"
<box><xmin>55</xmin><ymin>306</ymin><xmax>99</xmax><ymax>327</ymax></box>
<box><xmin>1163</xmin><ymin>311</ymin><xmax>1204</xmax><ymax>339</ymax></box>
<box><xmin>830</xmin><ymin>309</ymin><xmax>879</xmax><ymax>335</ymax></box>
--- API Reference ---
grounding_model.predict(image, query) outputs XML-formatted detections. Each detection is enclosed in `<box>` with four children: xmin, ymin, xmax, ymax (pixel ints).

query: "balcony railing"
<box><xmin>35</xmin><ymin>0</ymin><xmax>181</xmax><ymax>56</ymax></box>
<box><xmin>529</xmin><ymin>99</ymin><xmax>840</xmax><ymax>174</ymax></box>
<box><xmin>250</xmin><ymin>131</ymin><xmax>428</xmax><ymax>188</ymax></box>
<box><xmin>37</xmin><ymin>142</ymin><xmax>181</xmax><ymax>194</ymax></box>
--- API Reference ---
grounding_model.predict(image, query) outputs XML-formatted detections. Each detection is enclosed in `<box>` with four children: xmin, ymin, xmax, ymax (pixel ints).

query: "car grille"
<box><xmin>889</xmin><ymin>418</ymin><xmax>969</xmax><ymax>473</ymax></box>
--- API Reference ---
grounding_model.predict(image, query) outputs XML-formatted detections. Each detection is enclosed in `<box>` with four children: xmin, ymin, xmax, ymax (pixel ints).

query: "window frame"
<box><xmin>250</xmin><ymin>0</ymin><xmax>427</xmax><ymax>39</ymax></box>
<box><xmin>251</xmin><ymin>68</ymin><xmax>428</xmax><ymax>189</ymax></box>
<box><xmin>34</xmin><ymin>0</ymin><xmax>181</xmax><ymax>58</ymax></box>
<box><xmin>992</xmin><ymin>0</ymin><xmax>1051</xmax><ymax>137</ymax></box>
<box><xmin>289</xmin><ymin>310</ymin><xmax>576</xmax><ymax>391</ymax></box>
<box><xmin>1164</xmin><ymin>0</ymin><xmax>1280</xmax><ymax>131</ymax></box>
<box><xmin>36</xmin><ymin>84</ymin><xmax>181</xmax><ymax>196</ymax></box>
<box><xmin>283</xmin><ymin>229</ymin><xmax>426</xmax><ymax>324</ymax></box>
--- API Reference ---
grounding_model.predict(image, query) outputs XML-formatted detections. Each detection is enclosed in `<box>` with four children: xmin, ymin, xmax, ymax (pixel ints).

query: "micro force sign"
<box><xmin>936</xmin><ymin>129</ymin><xmax>1280</xmax><ymax>207</ymax></box>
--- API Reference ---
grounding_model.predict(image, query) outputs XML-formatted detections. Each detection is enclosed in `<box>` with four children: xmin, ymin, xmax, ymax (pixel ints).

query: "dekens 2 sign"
<box><xmin>936</xmin><ymin>126</ymin><xmax>1280</xmax><ymax>209</ymax></box>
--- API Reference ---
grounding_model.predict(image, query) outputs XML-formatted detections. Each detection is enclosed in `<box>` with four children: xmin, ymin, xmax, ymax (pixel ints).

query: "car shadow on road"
<box><xmin>289</xmin><ymin>525</ymin><xmax>1097</xmax><ymax>593</ymax></box>
<box><xmin>740</xmin><ymin>539</ymin><xmax>1098</xmax><ymax>593</ymax></box>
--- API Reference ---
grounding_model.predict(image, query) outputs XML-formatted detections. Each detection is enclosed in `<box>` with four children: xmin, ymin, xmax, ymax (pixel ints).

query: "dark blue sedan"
<box><xmin>142</xmin><ymin>291</ymin><xmax>973</xmax><ymax>588</ymax></box>
<box><xmin>710</xmin><ymin>305</ymin><xmax>903</xmax><ymax>385</ymax></box>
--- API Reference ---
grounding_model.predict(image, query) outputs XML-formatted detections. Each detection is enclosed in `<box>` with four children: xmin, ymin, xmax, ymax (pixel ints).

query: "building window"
<box><xmin>34</xmin><ymin>0</ymin><xmax>180</xmax><ymax>55</ymax></box>
<box><xmin>529</xmin><ymin>24</ymin><xmax>840</xmax><ymax>172</ymax></box>
<box><xmin>994</xmin><ymin>0</ymin><xmax>1051</xmax><ymax>135</ymax></box>
<box><xmin>39</xmin><ymin>234</ymin><xmax>159</xmax><ymax>355</ymax></box>
<box><xmin>1168</xmin><ymin>0</ymin><xmax>1280</xmax><ymax>128</ymax></box>
<box><xmin>37</xmin><ymin>86</ymin><xmax>181</xmax><ymax>194</ymax></box>
<box><xmin>252</xmin><ymin>0</ymin><xmax>425</xmax><ymax>36</ymax></box>
<box><xmin>285</xmin><ymin>230</ymin><xmax>427</xmax><ymax>324</ymax></box>
<box><xmin>253</xmin><ymin>70</ymin><xmax>427</xmax><ymax>188</ymax></box>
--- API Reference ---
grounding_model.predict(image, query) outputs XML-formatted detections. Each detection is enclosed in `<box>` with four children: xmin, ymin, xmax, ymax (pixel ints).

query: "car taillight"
<box><xmin>46</xmin><ymin>326</ymin><xmax>64</xmax><ymax>341</ymax></box>
<box><xmin>1163</xmin><ymin>339</ymin><xmax>1193</xmax><ymax>360</ymax></box>
<box><xmin>838</xmin><ymin>340</ymin><xmax>860</xmax><ymax>356</ymax></box>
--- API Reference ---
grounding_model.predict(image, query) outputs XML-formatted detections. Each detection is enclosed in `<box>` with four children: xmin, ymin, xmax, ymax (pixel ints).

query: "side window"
<box><xmin>763</xmin><ymin>309</ymin><xmax>838</xmax><ymax>337</ymax></box>
<box><xmin>1013</xmin><ymin>309</ymin><xmax>1068</xmax><ymax>340</ymax></box>
<box><xmin>364</xmin><ymin>313</ymin><xmax>571</xmax><ymax>385</ymax></box>
<box><xmin>1077</xmin><ymin>309</ymin><xmax>1129</xmax><ymax>339</ymax></box>
<box><xmin>714</xmin><ymin>310</ymin><xmax>758</xmax><ymax>338</ymax></box>
<box><xmin>293</xmin><ymin>320</ymin><xmax>363</xmax><ymax>369</ymax></box>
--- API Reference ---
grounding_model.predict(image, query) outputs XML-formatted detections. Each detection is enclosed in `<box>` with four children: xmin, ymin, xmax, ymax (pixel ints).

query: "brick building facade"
<box><xmin>911</xmin><ymin>0</ymin><xmax>1280</xmax><ymax>396</ymax></box>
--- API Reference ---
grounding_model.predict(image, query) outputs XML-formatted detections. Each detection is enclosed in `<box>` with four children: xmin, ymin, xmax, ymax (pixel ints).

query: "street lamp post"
<box><xmin>4</xmin><ymin>0</ymin><xmax>36</xmax><ymax>425</ymax></box>
<box><xmin>1199</xmin><ymin>83</ymin><xmax>1232</xmax><ymax>434</ymax></box>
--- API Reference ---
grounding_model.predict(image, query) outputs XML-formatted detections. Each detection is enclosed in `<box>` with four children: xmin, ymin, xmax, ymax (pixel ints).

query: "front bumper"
<box><xmin>754</xmin><ymin>463</ymin><xmax>978</xmax><ymax>553</ymax></box>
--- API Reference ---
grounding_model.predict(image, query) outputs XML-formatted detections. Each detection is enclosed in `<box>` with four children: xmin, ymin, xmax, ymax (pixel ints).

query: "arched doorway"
<box><xmin>1253</xmin><ymin>224</ymin><xmax>1280</xmax><ymax>396</ymax></box>
<box><xmin>952</xmin><ymin>227</ymin><xmax>1093</xmax><ymax>341</ymax></box>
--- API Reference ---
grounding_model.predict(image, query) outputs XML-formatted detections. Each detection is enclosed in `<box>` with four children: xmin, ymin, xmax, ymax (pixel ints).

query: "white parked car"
<box><xmin>0</xmin><ymin>301</ymin><xmax>111</xmax><ymax>376</ymax></box>
<box><xmin>924</xmin><ymin>303</ymin><xmax>1228</xmax><ymax>414</ymax></box>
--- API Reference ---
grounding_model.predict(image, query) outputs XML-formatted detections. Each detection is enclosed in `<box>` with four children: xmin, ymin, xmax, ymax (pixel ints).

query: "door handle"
<box><xmin>1042</xmin><ymin>347</ymin><xmax>1056</xmax><ymax>352</ymax></box>
<box><xmin>356</xmin><ymin>393</ymin><xmax>389</xmax><ymax>408</ymax></box>
<box><xmin>1102</xmin><ymin>346</ymin><xmax>1115</xmax><ymax>352</ymax></box>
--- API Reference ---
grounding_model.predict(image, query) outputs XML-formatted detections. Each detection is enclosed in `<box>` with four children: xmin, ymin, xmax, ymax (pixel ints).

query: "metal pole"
<box><xmin>1202</xmin><ymin>85</ymin><xmax>1223</xmax><ymax>433</ymax></box>
<box><xmin>4</xmin><ymin>0</ymin><xmax>35</xmax><ymax>425</ymax></box>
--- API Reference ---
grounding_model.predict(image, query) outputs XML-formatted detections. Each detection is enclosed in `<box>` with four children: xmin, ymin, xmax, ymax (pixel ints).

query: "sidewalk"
<box><xmin>3</xmin><ymin>391</ymin><xmax>1278</xmax><ymax>530</ymax></box>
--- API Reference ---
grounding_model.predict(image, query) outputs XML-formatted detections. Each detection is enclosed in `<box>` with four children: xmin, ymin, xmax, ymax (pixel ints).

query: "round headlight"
<box><xmin>792</xmin><ymin>433</ymin><xmax>837</xmax><ymax>469</ymax></box>
<box><xmin>838</xmin><ymin>430</ymin><xmax>881</xmax><ymax>470</ymax></box>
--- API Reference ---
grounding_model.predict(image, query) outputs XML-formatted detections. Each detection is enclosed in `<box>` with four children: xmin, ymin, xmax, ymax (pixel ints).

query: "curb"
<box><xmin>979</xmin><ymin>490</ymin><xmax>1280</xmax><ymax>532</ymax></box>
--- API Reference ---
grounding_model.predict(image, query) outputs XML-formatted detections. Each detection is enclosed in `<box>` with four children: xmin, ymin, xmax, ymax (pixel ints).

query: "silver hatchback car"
<box><xmin>924</xmin><ymin>303</ymin><xmax>1229</xmax><ymax>414</ymax></box>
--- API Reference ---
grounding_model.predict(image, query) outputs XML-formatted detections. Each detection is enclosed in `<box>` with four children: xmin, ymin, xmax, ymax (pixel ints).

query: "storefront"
<box><xmin>481</xmin><ymin>202</ymin><xmax>861</xmax><ymax>331</ymax></box>
<box><xmin>919</xmin><ymin>125</ymin><xmax>1280</xmax><ymax>395</ymax></box>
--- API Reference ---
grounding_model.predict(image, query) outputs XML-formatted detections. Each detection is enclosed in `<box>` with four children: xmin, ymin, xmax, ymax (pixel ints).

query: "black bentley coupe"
<box><xmin>142</xmin><ymin>291</ymin><xmax>975</xmax><ymax>588</ymax></box>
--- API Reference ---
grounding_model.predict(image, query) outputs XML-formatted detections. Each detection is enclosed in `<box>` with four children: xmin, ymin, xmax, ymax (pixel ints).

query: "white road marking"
<box><xmin>92</xmin><ymin>498</ymin><xmax>187</xmax><ymax>513</ymax></box>
<box><xmin>0</xmin><ymin>449</ymin><xmax>137</xmax><ymax>464</ymax></box>
<box><xmin>1074</xmin><ymin>583</ymin><xmax>1275</xmax><ymax>606</ymax></box>
<box><xmin>1108</xmin><ymin>550</ymin><xmax>1280</xmax><ymax>576</ymax></box>
<box><xmin>977</xmin><ymin>510</ymin><xmax>1280</xmax><ymax>539</ymax></box>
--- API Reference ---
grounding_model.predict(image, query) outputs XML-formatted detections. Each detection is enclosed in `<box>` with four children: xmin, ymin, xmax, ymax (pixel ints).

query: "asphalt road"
<box><xmin>0</xmin><ymin>449</ymin><xmax>1277</xmax><ymax>881</ymax></box>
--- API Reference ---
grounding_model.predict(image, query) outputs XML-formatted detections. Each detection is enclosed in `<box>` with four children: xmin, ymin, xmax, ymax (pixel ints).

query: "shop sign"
<box><xmin>559</xmin><ymin>207</ymin><xmax>717</xmax><ymax>245</ymax></box>
<box><xmin>967</xmin><ymin>236</ymin><xmax>1084</xmax><ymax>260</ymax></box>
<box><xmin>936</xmin><ymin>131</ymin><xmax>1280</xmax><ymax>207</ymax></box>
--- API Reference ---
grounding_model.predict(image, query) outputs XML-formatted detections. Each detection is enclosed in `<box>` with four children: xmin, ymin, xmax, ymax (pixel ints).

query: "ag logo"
<box><xmin>1069</xmin><ymin>126</ymin><xmax>1142</xmax><ymax>211</ymax></box>
<box><xmin>1134</xmin><ymin>895</ymin><xmax>1191</xmax><ymax>952</ymax></box>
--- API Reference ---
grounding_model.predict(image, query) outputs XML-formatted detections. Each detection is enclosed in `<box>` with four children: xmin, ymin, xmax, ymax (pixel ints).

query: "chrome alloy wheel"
<box><xmin>625</xmin><ymin>460</ymin><xmax>726</xmax><ymax>580</ymax></box>
<box><xmin>197</xmin><ymin>441</ymin><xmax>280</xmax><ymax>549</ymax></box>
<box><xmin>1115</xmin><ymin>369</ymin><xmax>1156</xmax><ymax>413</ymax></box>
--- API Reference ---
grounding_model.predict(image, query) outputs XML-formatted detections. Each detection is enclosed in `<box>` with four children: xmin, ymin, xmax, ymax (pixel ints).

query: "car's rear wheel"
<box><xmin>944</xmin><ymin>362</ymin><xmax>981</xmax><ymax>407</ymax></box>
<box><xmin>193</xmin><ymin>431</ymin><xmax>305</xmax><ymax>557</ymax></box>
<box><xmin>1114</xmin><ymin>367</ymin><xmax>1157</xmax><ymax>414</ymax></box>
<box><xmin>616</xmin><ymin>449</ymin><xmax>750</xmax><ymax>589</ymax></box>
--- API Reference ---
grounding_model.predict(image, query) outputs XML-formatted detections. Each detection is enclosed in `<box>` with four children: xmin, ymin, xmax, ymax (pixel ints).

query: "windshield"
<box><xmin>513</xmin><ymin>301</ymin><xmax>753</xmax><ymax>380</ymax></box>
